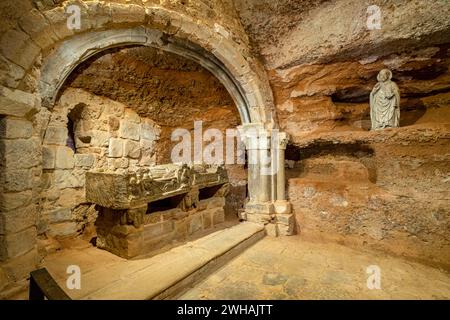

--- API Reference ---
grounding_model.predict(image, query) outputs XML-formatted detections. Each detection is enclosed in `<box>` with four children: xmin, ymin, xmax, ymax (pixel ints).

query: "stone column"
<box><xmin>274</xmin><ymin>132</ymin><xmax>291</xmax><ymax>212</ymax></box>
<box><xmin>246</xmin><ymin>137</ymin><xmax>259</xmax><ymax>204</ymax></box>
<box><xmin>273</xmin><ymin>131</ymin><xmax>294</xmax><ymax>236</ymax></box>
<box><xmin>238</xmin><ymin>124</ymin><xmax>274</xmax><ymax>223</ymax></box>
<box><xmin>257</xmin><ymin>131</ymin><xmax>272</xmax><ymax>203</ymax></box>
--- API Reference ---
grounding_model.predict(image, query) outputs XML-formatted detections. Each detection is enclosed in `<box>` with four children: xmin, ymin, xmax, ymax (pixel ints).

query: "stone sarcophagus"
<box><xmin>86</xmin><ymin>164</ymin><xmax>228</xmax><ymax>209</ymax></box>
<box><xmin>86</xmin><ymin>164</ymin><xmax>229</xmax><ymax>258</ymax></box>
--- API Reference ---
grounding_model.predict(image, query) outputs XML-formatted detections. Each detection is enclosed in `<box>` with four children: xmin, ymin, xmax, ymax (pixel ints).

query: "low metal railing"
<box><xmin>29</xmin><ymin>268</ymin><xmax>71</xmax><ymax>300</ymax></box>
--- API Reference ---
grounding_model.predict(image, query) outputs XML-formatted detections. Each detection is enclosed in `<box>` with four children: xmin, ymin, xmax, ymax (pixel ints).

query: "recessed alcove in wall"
<box><xmin>62</xmin><ymin>45</ymin><xmax>241</xmax><ymax>164</ymax></box>
<box><xmin>37</xmin><ymin>42</ymin><xmax>248</xmax><ymax>241</ymax></box>
<box><xmin>199</xmin><ymin>185</ymin><xmax>223</xmax><ymax>201</ymax></box>
<box><xmin>285</xmin><ymin>142</ymin><xmax>377</xmax><ymax>184</ymax></box>
<box><xmin>146</xmin><ymin>194</ymin><xmax>186</xmax><ymax>214</ymax></box>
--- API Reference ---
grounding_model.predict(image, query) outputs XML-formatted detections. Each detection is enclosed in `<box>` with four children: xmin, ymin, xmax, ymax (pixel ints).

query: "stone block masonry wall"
<box><xmin>38</xmin><ymin>88</ymin><xmax>161</xmax><ymax>241</ymax></box>
<box><xmin>96</xmin><ymin>196</ymin><xmax>227</xmax><ymax>259</ymax></box>
<box><xmin>0</xmin><ymin>87</ymin><xmax>41</xmax><ymax>292</ymax></box>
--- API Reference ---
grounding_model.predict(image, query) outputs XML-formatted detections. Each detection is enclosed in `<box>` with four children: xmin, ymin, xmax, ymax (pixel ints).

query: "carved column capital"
<box><xmin>237</xmin><ymin>124</ymin><xmax>271</xmax><ymax>150</ymax></box>
<box><xmin>273</xmin><ymin>131</ymin><xmax>289</xmax><ymax>150</ymax></box>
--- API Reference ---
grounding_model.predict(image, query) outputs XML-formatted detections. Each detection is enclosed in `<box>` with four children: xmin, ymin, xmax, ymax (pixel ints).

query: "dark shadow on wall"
<box><xmin>285</xmin><ymin>142</ymin><xmax>377</xmax><ymax>183</ymax></box>
<box><xmin>400</xmin><ymin>99</ymin><xmax>427</xmax><ymax>127</ymax></box>
<box><xmin>0</xmin><ymin>115</ymin><xmax>6</xmax><ymax>261</ymax></box>
<box><xmin>331</xmin><ymin>86</ymin><xmax>371</xmax><ymax>104</ymax></box>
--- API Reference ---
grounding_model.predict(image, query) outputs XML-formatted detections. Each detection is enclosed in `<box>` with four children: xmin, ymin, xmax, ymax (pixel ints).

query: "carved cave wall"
<box><xmin>272</xmin><ymin>44</ymin><xmax>450</xmax><ymax>269</ymax></box>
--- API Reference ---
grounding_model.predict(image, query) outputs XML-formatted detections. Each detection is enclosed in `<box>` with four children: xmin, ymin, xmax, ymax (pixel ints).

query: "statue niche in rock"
<box><xmin>370</xmin><ymin>69</ymin><xmax>401</xmax><ymax>130</ymax></box>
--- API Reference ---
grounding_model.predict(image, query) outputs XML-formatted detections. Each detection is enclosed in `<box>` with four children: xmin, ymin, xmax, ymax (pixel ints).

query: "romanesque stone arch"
<box><xmin>3</xmin><ymin>2</ymin><xmax>276</xmax><ymax>126</ymax></box>
<box><xmin>39</xmin><ymin>27</ymin><xmax>256</xmax><ymax>124</ymax></box>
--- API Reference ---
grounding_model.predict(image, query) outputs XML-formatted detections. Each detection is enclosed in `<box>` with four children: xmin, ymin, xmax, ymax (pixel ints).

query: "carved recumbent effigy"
<box><xmin>86</xmin><ymin>164</ymin><xmax>230</xmax><ymax>258</ymax></box>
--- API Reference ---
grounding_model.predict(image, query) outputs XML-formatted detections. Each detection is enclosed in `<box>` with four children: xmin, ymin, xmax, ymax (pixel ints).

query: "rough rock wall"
<box><xmin>250</xmin><ymin>1</ymin><xmax>450</xmax><ymax>268</ymax></box>
<box><xmin>235</xmin><ymin>0</ymin><xmax>450</xmax><ymax>69</ymax></box>
<box><xmin>271</xmin><ymin>46</ymin><xmax>450</xmax><ymax>137</ymax></box>
<box><xmin>286</xmin><ymin>126</ymin><xmax>450</xmax><ymax>269</ymax></box>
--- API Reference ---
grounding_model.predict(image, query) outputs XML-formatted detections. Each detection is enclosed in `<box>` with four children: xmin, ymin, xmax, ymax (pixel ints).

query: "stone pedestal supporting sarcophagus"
<box><xmin>86</xmin><ymin>164</ymin><xmax>229</xmax><ymax>258</ymax></box>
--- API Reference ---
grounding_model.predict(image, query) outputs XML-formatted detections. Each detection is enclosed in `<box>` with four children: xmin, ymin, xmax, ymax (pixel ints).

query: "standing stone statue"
<box><xmin>370</xmin><ymin>69</ymin><xmax>400</xmax><ymax>130</ymax></box>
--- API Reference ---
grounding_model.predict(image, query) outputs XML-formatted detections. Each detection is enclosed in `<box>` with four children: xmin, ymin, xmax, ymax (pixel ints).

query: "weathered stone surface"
<box><xmin>110</xmin><ymin>3</ymin><xmax>145</xmax><ymax>24</ymax></box>
<box><xmin>277</xmin><ymin>222</ymin><xmax>294</xmax><ymax>236</ymax></box>
<box><xmin>108</xmin><ymin>116</ymin><xmax>120</xmax><ymax>131</ymax></box>
<box><xmin>245</xmin><ymin>212</ymin><xmax>272</xmax><ymax>224</ymax></box>
<box><xmin>42</xmin><ymin>6</ymin><xmax>75</xmax><ymax>40</ymax></box>
<box><xmin>108</xmin><ymin>138</ymin><xmax>123</xmax><ymax>158</ymax></box>
<box><xmin>47</xmin><ymin>208</ymin><xmax>72</xmax><ymax>224</ymax></box>
<box><xmin>0</xmin><ymin>117</ymin><xmax>32</xmax><ymax>139</ymax></box>
<box><xmin>48</xmin><ymin>222</ymin><xmax>78</xmax><ymax>238</ymax></box>
<box><xmin>141</xmin><ymin>122</ymin><xmax>159</xmax><ymax>140</ymax></box>
<box><xmin>0</xmin><ymin>191</ymin><xmax>32</xmax><ymax>212</ymax></box>
<box><xmin>57</xmin><ymin>188</ymin><xmax>85</xmax><ymax>208</ymax></box>
<box><xmin>174</xmin><ymin>218</ymin><xmax>189</xmax><ymax>238</ymax></box>
<box><xmin>140</xmin><ymin>138</ymin><xmax>155</xmax><ymax>151</ymax></box>
<box><xmin>0</xmin><ymin>227</ymin><xmax>36</xmax><ymax>260</ymax></box>
<box><xmin>1</xmin><ymin>247</ymin><xmax>39</xmax><ymax>281</ymax></box>
<box><xmin>287</xmin><ymin>138</ymin><xmax>450</xmax><ymax>267</ymax></box>
<box><xmin>54</xmin><ymin>170</ymin><xmax>85</xmax><ymax>189</ymax></box>
<box><xmin>139</xmin><ymin>154</ymin><xmax>156</xmax><ymax>167</ymax></box>
<box><xmin>0</xmin><ymin>169</ymin><xmax>32</xmax><ymax>192</ymax></box>
<box><xmin>74</xmin><ymin>154</ymin><xmax>95</xmax><ymax>168</ymax></box>
<box><xmin>206</xmin><ymin>197</ymin><xmax>226</xmax><ymax>209</ymax></box>
<box><xmin>0</xmin><ymin>266</ymin><xmax>9</xmax><ymax>291</ymax></box>
<box><xmin>212</xmin><ymin>208</ymin><xmax>225</xmax><ymax>225</ymax></box>
<box><xmin>124</xmin><ymin>109</ymin><xmax>140</xmax><ymax>123</ymax></box>
<box><xmin>42</xmin><ymin>146</ymin><xmax>55</xmax><ymax>169</ymax></box>
<box><xmin>124</xmin><ymin>140</ymin><xmax>141</xmax><ymax>159</ymax></box>
<box><xmin>0</xmin><ymin>86</ymin><xmax>38</xmax><ymax>118</ymax></box>
<box><xmin>0</xmin><ymin>57</ymin><xmax>25</xmax><ymax>89</ymax></box>
<box><xmin>265</xmin><ymin>223</ymin><xmax>278</xmax><ymax>237</ymax></box>
<box><xmin>18</xmin><ymin>8</ymin><xmax>58</xmax><ymax>50</ymax></box>
<box><xmin>202</xmin><ymin>210</ymin><xmax>213</xmax><ymax>229</ymax></box>
<box><xmin>0</xmin><ymin>138</ymin><xmax>40</xmax><ymax>170</ymax></box>
<box><xmin>236</xmin><ymin>0</ymin><xmax>450</xmax><ymax>69</ymax></box>
<box><xmin>55</xmin><ymin>146</ymin><xmax>75</xmax><ymax>169</ymax></box>
<box><xmin>119</xmin><ymin>120</ymin><xmax>140</xmax><ymax>141</ymax></box>
<box><xmin>144</xmin><ymin>222</ymin><xmax>166</xmax><ymax>239</ymax></box>
<box><xmin>44</xmin><ymin>126</ymin><xmax>68</xmax><ymax>145</ymax></box>
<box><xmin>108</xmin><ymin>157</ymin><xmax>129</xmax><ymax>170</ymax></box>
<box><xmin>276</xmin><ymin>213</ymin><xmax>295</xmax><ymax>226</ymax></box>
<box><xmin>189</xmin><ymin>214</ymin><xmax>203</xmax><ymax>235</ymax></box>
<box><xmin>0</xmin><ymin>205</ymin><xmax>36</xmax><ymax>235</ymax></box>
<box><xmin>90</xmin><ymin>130</ymin><xmax>110</xmax><ymax>147</ymax></box>
<box><xmin>0</xmin><ymin>29</ymin><xmax>40</xmax><ymax>70</ymax></box>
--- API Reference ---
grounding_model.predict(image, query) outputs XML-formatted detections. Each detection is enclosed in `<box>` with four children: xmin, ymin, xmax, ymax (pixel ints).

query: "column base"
<box><xmin>241</xmin><ymin>201</ymin><xmax>295</xmax><ymax>236</ymax></box>
<box><xmin>244</xmin><ymin>201</ymin><xmax>274</xmax><ymax>215</ymax></box>
<box><xmin>240</xmin><ymin>202</ymin><xmax>274</xmax><ymax>224</ymax></box>
<box><xmin>274</xmin><ymin>200</ymin><xmax>292</xmax><ymax>214</ymax></box>
<box><xmin>264</xmin><ymin>218</ymin><xmax>295</xmax><ymax>237</ymax></box>
<box><xmin>275</xmin><ymin>213</ymin><xmax>295</xmax><ymax>236</ymax></box>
